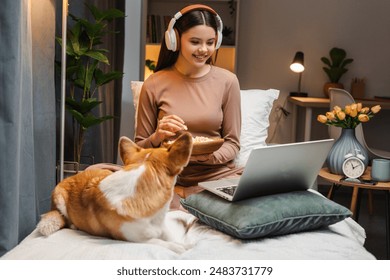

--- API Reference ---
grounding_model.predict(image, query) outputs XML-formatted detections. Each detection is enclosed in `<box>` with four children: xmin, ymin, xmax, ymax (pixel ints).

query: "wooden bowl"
<box><xmin>191</xmin><ymin>137</ymin><xmax>224</xmax><ymax>155</ymax></box>
<box><xmin>162</xmin><ymin>137</ymin><xmax>224</xmax><ymax>155</ymax></box>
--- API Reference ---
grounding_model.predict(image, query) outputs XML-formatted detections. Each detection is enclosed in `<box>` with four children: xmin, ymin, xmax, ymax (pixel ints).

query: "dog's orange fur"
<box><xmin>37</xmin><ymin>133</ymin><xmax>193</xmax><ymax>252</ymax></box>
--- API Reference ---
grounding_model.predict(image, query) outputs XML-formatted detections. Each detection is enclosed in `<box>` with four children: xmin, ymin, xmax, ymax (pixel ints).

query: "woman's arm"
<box><xmin>134</xmin><ymin>81</ymin><xmax>159</xmax><ymax>148</ymax></box>
<box><xmin>135</xmin><ymin>80</ymin><xmax>187</xmax><ymax>148</ymax></box>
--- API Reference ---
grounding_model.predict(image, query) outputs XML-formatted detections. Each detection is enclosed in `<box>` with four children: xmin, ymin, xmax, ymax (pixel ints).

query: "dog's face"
<box><xmin>119</xmin><ymin>132</ymin><xmax>193</xmax><ymax>176</ymax></box>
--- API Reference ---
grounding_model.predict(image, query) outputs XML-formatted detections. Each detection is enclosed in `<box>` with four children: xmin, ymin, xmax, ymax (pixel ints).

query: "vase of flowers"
<box><xmin>317</xmin><ymin>103</ymin><xmax>381</xmax><ymax>174</ymax></box>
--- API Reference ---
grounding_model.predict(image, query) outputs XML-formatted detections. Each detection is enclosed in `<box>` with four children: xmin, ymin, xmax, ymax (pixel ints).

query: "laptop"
<box><xmin>198</xmin><ymin>139</ymin><xmax>334</xmax><ymax>201</ymax></box>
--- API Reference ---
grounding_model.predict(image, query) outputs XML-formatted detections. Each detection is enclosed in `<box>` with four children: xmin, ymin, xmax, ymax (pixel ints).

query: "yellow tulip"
<box><xmin>350</xmin><ymin>104</ymin><xmax>358</xmax><ymax>117</ymax></box>
<box><xmin>357</xmin><ymin>103</ymin><xmax>362</xmax><ymax>112</ymax></box>
<box><xmin>344</xmin><ymin>105</ymin><xmax>351</xmax><ymax>115</ymax></box>
<box><xmin>360</xmin><ymin>107</ymin><xmax>370</xmax><ymax>114</ymax></box>
<box><xmin>333</xmin><ymin>106</ymin><xmax>342</xmax><ymax>113</ymax></box>
<box><xmin>358</xmin><ymin>114</ymin><xmax>370</xmax><ymax>122</ymax></box>
<box><xmin>371</xmin><ymin>105</ymin><xmax>381</xmax><ymax>114</ymax></box>
<box><xmin>317</xmin><ymin>115</ymin><xmax>328</xmax><ymax>124</ymax></box>
<box><xmin>337</xmin><ymin>111</ymin><xmax>346</xmax><ymax>121</ymax></box>
<box><xmin>326</xmin><ymin>112</ymin><xmax>336</xmax><ymax>120</ymax></box>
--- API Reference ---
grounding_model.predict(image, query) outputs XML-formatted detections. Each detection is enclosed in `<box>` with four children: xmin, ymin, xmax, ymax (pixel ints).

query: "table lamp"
<box><xmin>289</xmin><ymin>51</ymin><xmax>308</xmax><ymax>97</ymax></box>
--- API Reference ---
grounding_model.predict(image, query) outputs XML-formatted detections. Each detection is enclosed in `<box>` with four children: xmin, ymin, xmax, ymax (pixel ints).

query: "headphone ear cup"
<box><xmin>165</xmin><ymin>28</ymin><xmax>180</xmax><ymax>51</ymax></box>
<box><xmin>165</xmin><ymin>28</ymin><xmax>176</xmax><ymax>51</ymax></box>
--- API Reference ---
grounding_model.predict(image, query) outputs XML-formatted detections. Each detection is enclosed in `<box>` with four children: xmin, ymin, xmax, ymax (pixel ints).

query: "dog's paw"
<box><xmin>146</xmin><ymin>239</ymin><xmax>189</xmax><ymax>254</ymax></box>
<box><xmin>36</xmin><ymin>211</ymin><xmax>65</xmax><ymax>236</ymax></box>
<box><xmin>183</xmin><ymin>242</ymin><xmax>195</xmax><ymax>251</ymax></box>
<box><xmin>165</xmin><ymin>242</ymin><xmax>187</xmax><ymax>254</ymax></box>
<box><xmin>37</xmin><ymin>220</ymin><xmax>60</xmax><ymax>236</ymax></box>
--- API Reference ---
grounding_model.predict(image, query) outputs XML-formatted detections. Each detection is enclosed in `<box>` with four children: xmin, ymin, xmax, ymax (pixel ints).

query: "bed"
<box><xmin>0</xmin><ymin>207</ymin><xmax>375</xmax><ymax>260</ymax></box>
<box><xmin>0</xmin><ymin>86</ymin><xmax>376</xmax><ymax>260</ymax></box>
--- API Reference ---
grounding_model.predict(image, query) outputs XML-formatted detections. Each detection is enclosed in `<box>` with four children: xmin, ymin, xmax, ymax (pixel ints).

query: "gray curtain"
<box><xmin>0</xmin><ymin>0</ymin><xmax>56</xmax><ymax>256</ymax></box>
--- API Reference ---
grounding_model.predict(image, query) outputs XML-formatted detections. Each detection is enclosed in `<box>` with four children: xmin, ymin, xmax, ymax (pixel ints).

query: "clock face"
<box><xmin>342</xmin><ymin>157</ymin><xmax>365</xmax><ymax>179</ymax></box>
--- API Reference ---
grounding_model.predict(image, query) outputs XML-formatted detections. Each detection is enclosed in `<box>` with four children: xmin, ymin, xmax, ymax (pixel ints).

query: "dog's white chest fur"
<box><xmin>99</xmin><ymin>165</ymin><xmax>146</xmax><ymax>213</ymax></box>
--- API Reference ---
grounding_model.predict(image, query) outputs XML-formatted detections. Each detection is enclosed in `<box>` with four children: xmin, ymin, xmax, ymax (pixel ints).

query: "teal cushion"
<box><xmin>180</xmin><ymin>190</ymin><xmax>352</xmax><ymax>239</ymax></box>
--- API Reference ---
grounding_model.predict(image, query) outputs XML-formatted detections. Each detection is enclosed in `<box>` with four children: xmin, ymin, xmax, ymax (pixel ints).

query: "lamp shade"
<box><xmin>290</xmin><ymin>51</ymin><xmax>305</xmax><ymax>73</ymax></box>
<box><xmin>289</xmin><ymin>51</ymin><xmax>307</xmax><ymax>97</ymax></box>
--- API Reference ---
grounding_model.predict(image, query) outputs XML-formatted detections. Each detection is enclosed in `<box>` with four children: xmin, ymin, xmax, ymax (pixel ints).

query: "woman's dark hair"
<box><xmin>154</xmin><ymin>9</ymin><xmax>219</xmax><ymax>72</ymax></box>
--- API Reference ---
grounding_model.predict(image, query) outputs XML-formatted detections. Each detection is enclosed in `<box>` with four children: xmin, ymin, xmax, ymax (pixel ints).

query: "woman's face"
<box><xmin>178</xmin><ymin>24</ymin><xmax>216</xmax><ymax>69</ymax></box>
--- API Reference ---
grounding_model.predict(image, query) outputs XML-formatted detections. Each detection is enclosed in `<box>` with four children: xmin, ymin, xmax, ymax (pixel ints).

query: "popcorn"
<box><xmin>166</xmin><ymin>136</ymin><xmax>214</xmax><ymax>145</ymax></box>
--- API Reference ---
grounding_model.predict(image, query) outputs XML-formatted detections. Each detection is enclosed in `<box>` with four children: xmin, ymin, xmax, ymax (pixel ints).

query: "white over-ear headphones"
<box><xmin>164</xmin><ymin>4</ymin><xmax>223</xmax><ymax>52</ymax></box>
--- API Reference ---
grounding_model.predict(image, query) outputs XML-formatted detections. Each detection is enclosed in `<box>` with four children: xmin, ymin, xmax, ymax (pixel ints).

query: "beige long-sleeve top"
<box><xmin>135</xmin><ymin>65</ymin><xmax>242</xmax><ymax>186</ymax></box>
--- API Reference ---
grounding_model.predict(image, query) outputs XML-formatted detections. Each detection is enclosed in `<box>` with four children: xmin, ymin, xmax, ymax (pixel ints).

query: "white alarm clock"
<box><xmin>342</xmin><ymin>153</ymin><xmax>365</xmax><ymax>179</ymax></box>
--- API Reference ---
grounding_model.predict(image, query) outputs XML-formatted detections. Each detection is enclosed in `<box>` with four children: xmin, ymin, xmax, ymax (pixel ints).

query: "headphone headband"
<box><xmin>165</xmin><ymin>4</ymin><xmax>223</xmax><ymax>51</ymax></box>
<box><xmin>179</xmin><ymin>4</ymin><xmax>218</xmax><ymax>16</ymax></box>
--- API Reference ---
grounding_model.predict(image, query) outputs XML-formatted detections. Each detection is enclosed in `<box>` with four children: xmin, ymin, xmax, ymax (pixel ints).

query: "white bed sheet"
<box><xmin>1</xmin><ymin>210</ymin><xmax>375</xmax><ymax>260</ymax></box>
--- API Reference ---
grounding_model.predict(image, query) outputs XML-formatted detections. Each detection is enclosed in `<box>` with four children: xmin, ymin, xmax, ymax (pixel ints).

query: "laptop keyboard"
<box><xmin>217</xmin><ymin>185</ymin><xmax>237</xmax><ymax>196</ymax></box>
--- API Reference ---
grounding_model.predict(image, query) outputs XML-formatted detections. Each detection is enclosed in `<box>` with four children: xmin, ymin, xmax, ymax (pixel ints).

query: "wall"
<box><xmin>236</xmin><ymin>0</ymin><xmax>390</xmax><ymax>146</ymax></box>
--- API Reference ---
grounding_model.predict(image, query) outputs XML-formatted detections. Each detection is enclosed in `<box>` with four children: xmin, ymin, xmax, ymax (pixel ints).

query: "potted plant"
<box><xmin>321</xmin><ymin>47</ymin><xmax>353</xmax><ymax>97</ymax></box>
<box><xmin>222</xmin><ymin>26</ymin><xmax>234</xmax><ymax>45</ymax></box>
<box><xmin>57</xmin><ymin>3</ymin><xmax>125</xmax><ymax>166</ymax></box>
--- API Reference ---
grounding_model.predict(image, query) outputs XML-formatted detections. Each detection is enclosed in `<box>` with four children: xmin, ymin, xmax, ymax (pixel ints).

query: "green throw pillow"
<box><xmin>180</xmin><ymin>190</ymin><xmax>352</xmax><ymax>239</ymax></box>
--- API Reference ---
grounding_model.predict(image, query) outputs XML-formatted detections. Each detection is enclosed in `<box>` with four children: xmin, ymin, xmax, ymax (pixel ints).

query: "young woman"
<box><xmin>135</xmin><ymin>4</ymin><xmax>243</xmax><ymax>187</ymax></box>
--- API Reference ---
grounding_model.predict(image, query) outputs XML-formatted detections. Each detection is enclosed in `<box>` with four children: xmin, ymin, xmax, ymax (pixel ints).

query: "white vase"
<box><xmin>326</xmin><ymin>128</ymin><xmax>369</xmax><ymax>175</ymax></box>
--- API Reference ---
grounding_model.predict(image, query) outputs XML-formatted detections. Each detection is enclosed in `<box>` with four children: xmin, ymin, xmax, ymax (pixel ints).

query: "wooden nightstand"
<box><xmin>319</xmin><ymin>167</ymin><xmax>390</xmax><ymax>259</ymax></box>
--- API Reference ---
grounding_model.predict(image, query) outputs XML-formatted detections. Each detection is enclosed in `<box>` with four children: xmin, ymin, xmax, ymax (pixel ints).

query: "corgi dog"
<box><xmin>37</xmin><ymin>132</ymin><xmax>193</xmax><ymax>253</ymax></box>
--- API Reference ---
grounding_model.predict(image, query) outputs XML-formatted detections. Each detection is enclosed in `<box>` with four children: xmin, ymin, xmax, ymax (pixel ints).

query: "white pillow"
<box><xmin>130</xmin><ymin>82</ymin><xmax>279</xmax><ymax>167</ymax></box>
<box><xmin>131</xmin><ymin>81</ymin><xmax>144</xmax><ymax>131</ymax></box>
<box><xmin>235</xmin><ymin>89</ymin><xmax>279</xmax><ymax>167</ymax></box>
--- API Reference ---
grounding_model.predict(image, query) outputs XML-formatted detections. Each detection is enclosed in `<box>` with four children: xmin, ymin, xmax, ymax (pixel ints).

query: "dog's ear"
<box><xmin>167</xmin><ymin>132</ymin><xmax>193</xmax><ymax>175</ymax></box>
<box><xmin>119</xmin><ymin>136</ymin><xmax>142</xmax><ymax>165</ymax></box>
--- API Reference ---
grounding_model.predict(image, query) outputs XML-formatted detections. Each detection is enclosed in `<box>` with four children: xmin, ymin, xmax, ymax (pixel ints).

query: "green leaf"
<box><xmin>68</xmin><ymin>23</ymin><xmax>83</xmax><ymax>56</ymax></box>
<box><xmin>86</xmin><ymin>3</ymin><xmax>125</xmax><ymax>22</ymax></box>
<box><xmin>84</xmin><ymin>61</ymin><xmax>98</xmax><ymax>96</ymax></box>
<box><xmin>146</xmin><ymin>59</ymin><xmax>156</xmax><ymax>71</ymax></box>
<box><xmin>81</xmin><ymin>20</ymin><xmax>105</xmax><ymax>42</ymax></box>
<box><xmin>329</xmin><ymin>47</ymin><xmax>346</xmax><ymax>67</ymax></box>
<box><xmin>98</xmin><ymin>9</ymin><xmax>125</xmax><ymax>22</ymax></box>
<box><xmin>86</xmin><ymin>3</ymin><xmax>104</xmax><ymax>21</ymax></box>
<box><xmin>56</xmin><ymin>37</ymin><xmax>62</xmax><ymax>47</ymax></box>
<box><xmin>320</xmin><ymin>57</ymin><xmax>331</xmax><ymax>67</ymax></box>
<box><xmin>341</xmin><ymin>58</ymin><xmax>354</xmax><ymax>68</ymax></box>
<box><xmin>85</xmin><ymin>50</ymin><xmax>109</xmax><ymax>64</ymax></box>
<box><xmin>80</xmin><ymin>115</ymin><xmax>113</xmax><ymax>130</ymax></box>
<box><xmin>66</xmin><ymin>97</ymin><xmax>102</xmax><ymax>115</ymax></box>
<box><xmin>68</xmin><ymin>110</ymin><xmax>113</xmax><ymax>130</ymax></box>
<box><xmin>94</xmin><ymin>70</ymin><xmax>124</xmax><ymax>87</ymax></box>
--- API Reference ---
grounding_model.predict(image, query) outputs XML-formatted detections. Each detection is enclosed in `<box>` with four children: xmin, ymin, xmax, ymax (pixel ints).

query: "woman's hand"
<box><xmin>151</xmin><ymin>114</ymin><xmax>187</xmax><ymax>146</ymax></box>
